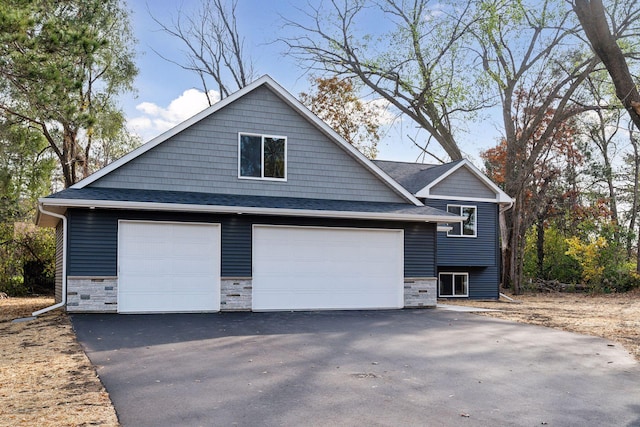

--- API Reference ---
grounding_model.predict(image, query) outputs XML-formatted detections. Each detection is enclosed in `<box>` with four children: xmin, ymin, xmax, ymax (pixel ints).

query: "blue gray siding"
<box><xmin>426</xmin><ymin>198</ymin><xmax>500</xmax><ymax>300</ymax></box>
<box><xmin>426</xmin><ymin>200</ymin><xmax>499</xmax><ymax>267</ymax></box>
<box><xmin>90</xmin><ymin>86</ymin><xmax>405</xmax><ymax>204</ymax></box>
<box><xmin>430</xmin><ymin>167</ymin><xmax>496</xmax><ymax>199</ymax></box>
<box><xmin>437</xmin><ymin>266</ymin><xmax>499</xmax><ymax>299</ymax></box>
<box><xmin>66</xmin><ymin>209</ymin><xmax>436</xmax><ymax>278</ymax></box>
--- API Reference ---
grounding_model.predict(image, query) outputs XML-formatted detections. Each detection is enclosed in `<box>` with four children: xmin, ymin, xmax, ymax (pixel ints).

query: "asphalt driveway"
<box><xmin>71</xmin><ymin>309</ymin><xmax>640</xmax><ymax>427</ymax></box>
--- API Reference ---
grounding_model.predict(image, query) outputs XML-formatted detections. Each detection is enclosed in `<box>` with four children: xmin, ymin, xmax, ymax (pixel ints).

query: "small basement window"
<box><xmin>239</xmin><ymin>133</ymin><xmax>286</xmax><ymax>180</ymax></box>
<box><xmin>439</xmin><ymin>272</ymin><xmax>469</xmax><ymax>297</ymax></box>
<box><xmin>447</xmin><ymin>205</ymin><xmax>476</xmax><ymax>237</ymax></box>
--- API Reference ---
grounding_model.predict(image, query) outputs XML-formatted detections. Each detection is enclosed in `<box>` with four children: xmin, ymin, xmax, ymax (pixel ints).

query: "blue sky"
<box><xmin>122</xmin><ymin>0</ymin><xmax>500</xmax><ymax>163</ymax></box>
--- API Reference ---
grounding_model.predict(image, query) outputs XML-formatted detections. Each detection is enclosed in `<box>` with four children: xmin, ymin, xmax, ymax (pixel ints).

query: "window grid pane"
<box><xmin>439</xmin><ymin>273</ymin><xmax>468</xmax><ymax>297</ymax></box>
<box><xmin>462</xmin><ymin>207</ymin><xmax>476</xmax><ymax>236</ymax></box>
<box><xmin>439</xmin><ymin>274</ymin><xmax>453</xmax><ymax>296</ymax></box>
<box><xmin>447</xmin><ymin>205</ymin><xmax>476</xmax><ymax>237</ymax></box>
<box><xmin>240</xmin><ymin>135</ymin><xmax>262</xmax><ymax>177</ymax></box>
<box><xmin>454</xmin><ymin>274</ymin><xmax>468</xmax><ymax>295</ymax></box>
<box><xmin>264</xmin><ymin>137</ymin><xmax>285</xmax><ymax>178</ymax></box>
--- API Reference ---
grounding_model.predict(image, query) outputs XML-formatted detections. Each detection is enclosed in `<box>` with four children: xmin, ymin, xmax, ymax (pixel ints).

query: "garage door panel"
<box><xmin>253</xmin><ymin>226</ymin><xmax>404</xmax><ymax>311</ymax></box>
<box><xmin>118</xmin><ymin>222</ymin><xmax>221</xmax><ymax>313</ymax></box>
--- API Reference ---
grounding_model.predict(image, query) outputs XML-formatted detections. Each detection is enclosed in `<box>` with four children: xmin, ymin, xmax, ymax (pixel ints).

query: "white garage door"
<box><xmin>252</xmin><ymin>225</ymin><xmax>404</xmax><ymax>311</ymax></box>
<box><xmin>118</xmin><ymin>221</ymin><xmax>220</xmax><ymax>313</ymax></box>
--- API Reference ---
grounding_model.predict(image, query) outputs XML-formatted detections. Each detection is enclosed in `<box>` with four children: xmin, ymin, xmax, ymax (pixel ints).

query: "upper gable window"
<box><xmin>447</xmin><ymin>205</ymin><xmax>477</xmax><ymax>237</ymax></box>
<box><xmin>239</xmin><ymin>133</ymin><xmax>287</xmax><ymax>180</ymax></box>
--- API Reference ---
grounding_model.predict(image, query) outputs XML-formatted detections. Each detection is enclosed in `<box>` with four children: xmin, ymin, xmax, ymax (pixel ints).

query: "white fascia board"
<box><xmin>71</xmin><ymin>75</ymin><xmax>422</xmax><ymax>207</ymax></box>
<box><xmin>415</xmin><ymin>159</ymin><xmax>513</xmax><ymax>204</ymax></box>
<box><xmin>39</xmin><ymin>198</ymin><xmax>459</xmax><ymax>223</ymax></box>
<box><xmin>422</xmin><ymin>194</ymin><xmax>506</xmax><ymax>203</ymax></box>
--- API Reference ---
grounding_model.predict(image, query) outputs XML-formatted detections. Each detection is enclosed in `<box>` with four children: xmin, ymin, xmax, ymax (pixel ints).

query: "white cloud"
<box><xmin>127</xmin><ymin>88</ymin><xmax>220</xmax><ymax>142</ymax></box>
<box><xmin>423</xmin><ymin>3</ymin><xmax>445</xmax><ymax>21</ymax></box>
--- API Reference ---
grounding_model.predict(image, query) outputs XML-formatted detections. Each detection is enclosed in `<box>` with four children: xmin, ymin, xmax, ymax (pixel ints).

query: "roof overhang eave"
<box><xmin>37</xmin><ymin>198</ymin><xmax>461</xmax><ymax>225</ymax></box>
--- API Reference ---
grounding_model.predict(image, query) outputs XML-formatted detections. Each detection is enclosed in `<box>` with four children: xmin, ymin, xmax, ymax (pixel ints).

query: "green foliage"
<box><xmin>0</xmin><ymin>122</ymin><xmax>56</xmax><ymax>220</ymax></box>
<box><xmin>0</xmin><ymin>222</ymin><xmax>55</xmax><ymax>296</ymax></box>
<box><xmin>523</xmin><ymin>225</ymin><xmax>582</xmax><ymax>283</ymax></box>
<box><xmin>0</xmin><ymin>119</ymin><xmax>56</xmax><ymax>296</ymax></box>
<box><xmin>0</xmin><ymin>0</ymin><xmax>138</xmax><ymax>187</ymax></box>
<box><xmin>564</xmin><ymin>221</ymin><xmax>639</xmax><ymax>293</ymax></box>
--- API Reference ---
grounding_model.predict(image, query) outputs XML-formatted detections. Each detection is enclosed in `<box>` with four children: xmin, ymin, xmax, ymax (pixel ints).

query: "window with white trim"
<box><xmin>239</xmin><ymin>133</ymin><xmax>286</xmax><ymax>180</ymax></box>
<box><xmin>438</xmin><ymin>272</ymin><xmax>469</xmax><ymax>297</ymax></box>
<box><xmin>447</xmin><ymin>205</ymin><xmax>476</xmax><ymax>237</ymax></box>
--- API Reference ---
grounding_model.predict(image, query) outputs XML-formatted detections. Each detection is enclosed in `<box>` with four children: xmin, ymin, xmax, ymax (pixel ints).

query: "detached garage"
<box><xmin>252</xmin><ymin>225</ymin><xmax>404</xmax><ymax>311</ymax></box>
<box><xmin>118</xmin><ymin>221</ymin><xmax>221</xmax><ymax>313</ymax></box>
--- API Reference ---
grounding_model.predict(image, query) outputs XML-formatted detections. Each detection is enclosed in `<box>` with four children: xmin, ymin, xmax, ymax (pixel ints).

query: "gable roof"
<box><xmin>373</xmin><ymin>160</ymin><xmax>463</xmax><ymax>194</ymax></box>
<box><xmin>376</xmin><ymin>159</ymin><xmax>513</xmax><ymax>204</ymax></box>
<box><xmin>71</xmin><ymin>75</ymin><xmax>422</xmax><ymax>207</ymax></box>
<box><xmin>37</xmin><ymin>187</ymin><xmax>459</xmax><ymax>227</ymax></box>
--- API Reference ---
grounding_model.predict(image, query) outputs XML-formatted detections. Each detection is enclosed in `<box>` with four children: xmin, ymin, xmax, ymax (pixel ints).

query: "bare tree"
<box><xmin>282</xmin><ymin>0</ymin><xmax>489</xmax><ymax>161</ymax></box>
<box><xmin>571</xmin><ymin>0</ymin><xmax>640</xmax><ymax>131</ymax></box>
<box><xmin>472</xmin><ymin>0</ymin><xmax>601</xmax><ymax>293</ymax></box>
<box><xmin>151</xmin><ymin>0</ymin><xmax>255</xmax><ymax>104</ymax></box>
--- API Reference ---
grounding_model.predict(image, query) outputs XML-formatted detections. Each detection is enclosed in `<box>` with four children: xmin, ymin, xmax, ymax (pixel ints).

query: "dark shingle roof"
<box><xmin>45</xmin><ymin>187</ymin><xmax>457</xmax><ymax>220</ymax></box>
<box><xmin>374</xmin><ymin>160</ymin><xmax>463</xmax><ymax>194</ymax></box>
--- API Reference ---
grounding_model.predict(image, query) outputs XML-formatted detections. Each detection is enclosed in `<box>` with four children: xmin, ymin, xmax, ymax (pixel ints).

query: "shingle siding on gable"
<box><xmin>430</xmin><ymin>167</ymin><xmax>496</xmax><ymax>199</ymax></box>
<box><xmin>90</xmin><ymin>86</ymin><xmax>405</xmax><ymax>204</ymax></box>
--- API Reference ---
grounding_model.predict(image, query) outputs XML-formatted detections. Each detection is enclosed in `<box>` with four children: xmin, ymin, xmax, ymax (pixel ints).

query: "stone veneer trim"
<box><xmin>65</xmin><ymin>276</ymin><xmax>434</xmax><ymax>312</ymax></box>
<box><xmin>404</xmin><ymin>277</ymin><xmax>437</xmax><ymax>308</ymax></box>
<box><xmin>66</xmin><ymin>276</ymin><xmax>118</xmax><ymax>313</ymax></box>
<box><xmin>220</xmin><ymin>277</ymin><xmax>252</xmax><ymax>311</ymax></box>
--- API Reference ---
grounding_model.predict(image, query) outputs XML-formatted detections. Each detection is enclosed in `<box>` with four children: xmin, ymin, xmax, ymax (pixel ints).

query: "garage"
<box><xmin>118</xmin><ymin>221</ymin><xmax>221</xmax><ymax>313</ymax></box>
<box><xmin>252</xmin><ymin>225</ymin><xmax>404</xmax><ymax>311</ymax></box>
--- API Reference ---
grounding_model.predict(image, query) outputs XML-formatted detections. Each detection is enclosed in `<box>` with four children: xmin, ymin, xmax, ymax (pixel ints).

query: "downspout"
<box><xmin>32</xmin><ymin>204</ymin><xmax>67</xmax><ymax>317</ymax></box>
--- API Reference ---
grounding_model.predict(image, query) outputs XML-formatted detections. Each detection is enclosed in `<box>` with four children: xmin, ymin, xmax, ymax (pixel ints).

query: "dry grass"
<box><xmin>443</xmin><ymin>289</ymin><xmax>640</xmax><ymax>361</ymax></box>
<box><xmin>0</xmin><ymin>297</ymin><xmax>118</xmax><ymax>427</ymax></box>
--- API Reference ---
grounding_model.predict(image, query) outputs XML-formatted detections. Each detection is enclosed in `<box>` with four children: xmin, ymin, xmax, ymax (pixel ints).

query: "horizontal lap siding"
<box><xmin>426</xmin><ymin>200</ymin><xmax>499</xmax><ymax>267</ymax></box>
<box><xmin>66</xmin><ymin>209</ymin><xmax>436</xmax><ymax>278</ymax></box>
<box><xmin>438</xmin><ymin>266</ymin><xmax>499</xmax><ymax>300</ymax></box>
<box><xmin>68</xmin><ymin>210</ymin><xmax>117</xmax><ymax>276</ymax></box>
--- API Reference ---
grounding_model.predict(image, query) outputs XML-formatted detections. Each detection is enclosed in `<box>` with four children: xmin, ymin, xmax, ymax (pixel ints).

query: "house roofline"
<box><xmin>71</xmin><ymin>75</ymin><xmax>423</xmax><ymax>207</ymax></box>
<box><xmin>37</xmin><ymin>197</ymin><xmax>461</xmax><ymax>227</ymax></box>
<box><xmin>415</xmin><ymin>159</ymin><xmax>513</xmax><ymax>204</ymax></box>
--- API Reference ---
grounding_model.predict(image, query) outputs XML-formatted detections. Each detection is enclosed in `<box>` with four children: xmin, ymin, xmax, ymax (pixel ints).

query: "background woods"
<box><xmin>2</xmin><ymin>0</ymin><xmax>640</xmax><ymax>296</ymax></box>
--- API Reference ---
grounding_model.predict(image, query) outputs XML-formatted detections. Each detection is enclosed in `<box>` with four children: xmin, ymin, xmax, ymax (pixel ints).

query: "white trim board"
<box><xmin>415</xmin><ymin>159</ymin><xmax>513</xmax><ymax>204</ymax></box>
<box><xmin>39</xmin><ymin>198</ymin><xmax>462</xmax><ymax>224</ymax></box>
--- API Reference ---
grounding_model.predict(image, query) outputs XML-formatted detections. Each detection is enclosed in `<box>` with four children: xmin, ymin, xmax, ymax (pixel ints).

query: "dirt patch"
<box><xmin>441</xmin><ymin>290</ymin><xmax>640</xmax><ymax>361</ymax></box>
<box><xmin>0</xmin><ymin>297</ymin><xmax>118</xmax><ymax>427</ymax></box>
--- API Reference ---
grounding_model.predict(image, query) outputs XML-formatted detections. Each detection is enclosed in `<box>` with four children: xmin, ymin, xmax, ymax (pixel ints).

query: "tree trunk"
<box><xmin>573</xmin><ymin>0</ymin><xmax>640</xmax><ymax>131</ymax></box>
<box><xmin>627</xmin><ymin>132</ymin><xmax>639</xmax><ymax>258</ymax></box>
<box><xmin>537</xmin><ymin>218</ymin><xmax>545</xmax><ymax>278</ymax></box>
